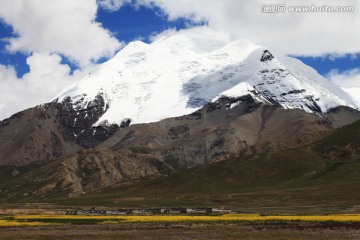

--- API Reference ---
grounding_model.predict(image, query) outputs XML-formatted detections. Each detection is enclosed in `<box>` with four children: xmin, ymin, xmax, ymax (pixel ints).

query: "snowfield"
<box><xmin>55</xmin><ymin>35</ymin><xmax>359</xmax><ymax>126</ymax></box>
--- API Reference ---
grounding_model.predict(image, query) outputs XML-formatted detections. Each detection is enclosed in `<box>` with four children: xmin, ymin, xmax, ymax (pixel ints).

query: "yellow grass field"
<box><xmin>0</xmin><ymin>213</ymin><xmax>359</xmax><ymax>227</ymax></box>
<box><xmin>0</xmin><ymin>219</ymin><xmax>52</xmax><ymax>227</ymax></box>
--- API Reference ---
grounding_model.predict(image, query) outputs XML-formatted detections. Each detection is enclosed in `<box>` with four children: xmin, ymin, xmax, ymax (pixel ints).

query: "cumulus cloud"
<box><xmin>149</xmin><ymin>26</ymin><xmax>233</xmax><ymax>53</ymax></box>
<box><xmin>0</xmin><ymin>0</ymin><xmax>124</xmax><ymax>119</ymax></box>
<box><xmin>327</xmin><ymin>68</ymin><xmax>360</xmax><ymax>108</ymax></box>
<box><xmin>136</xmin><ymin>0</ymin><xmax>360</xmax><ymax>57</ymax></box>
<box><xmin>0</xmin><ymin>0</ymin><xmax>122</xmax><ymax>67</ymax></box>
<box><xmin>0</xmin><ymin>53</ymin><xmax>87</xmax><ymax>120</ymax></box>
<box><xmin>98</xmin><ymin>0</ymin><xmax>132</xmax><ymax>12</ymax></box>
<box><xmin>327</xmin><ymin>68</ymin><xmax>360</xmax><ymax>88</ymax></box>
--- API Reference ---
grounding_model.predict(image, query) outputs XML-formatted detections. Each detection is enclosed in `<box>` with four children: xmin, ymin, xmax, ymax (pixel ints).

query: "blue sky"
<box><xmin>0</xmin><ymin>21</ymin><xmax>29</xmax><ymax>77</ymax></box>
<box><xmin>0</xmin><ymin>0</ymin><xmax>359</xmax><ymax>119</ymax></box>
<box><xmin>0</xmin><ymin>4</ymin><xmax>200</xmax><ymax>77</ymax></box>
<box><xmin>0</xmin><ymin>2</ymin><xmax>358</xmax><ymax>78</ymax></box>
<box><xmin>295</xmin><ymin>54</ymin><xmax>360</xmax><ymax>76</ymax></box>
<box><xmin>97</xmin><ymin>4</ymin><xmax>198</xmax><ymax>43</ymax></box>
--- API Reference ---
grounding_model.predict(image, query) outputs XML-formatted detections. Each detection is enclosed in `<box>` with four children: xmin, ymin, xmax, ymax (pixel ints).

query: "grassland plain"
<box><xmin>1</xmin><ymin>223</ymin><xmax>359</xmax><ymax>240</ymax></box>
<box><xmin>2</xmin><ymin>213</ymin><xmax>360</xmax><ymax>225</ymax></box>
<box><xmin>1</xmin><ymin>214</ymin><xmax>360</xmax><ymax>240</ymax></box>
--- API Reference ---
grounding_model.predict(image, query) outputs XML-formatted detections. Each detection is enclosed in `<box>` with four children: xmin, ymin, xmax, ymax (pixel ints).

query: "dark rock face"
<box><xmin>74</xmin><ymin>124</ymin><xmax>120</xmax><ymax>148</ymax></box>
<box><xmin>305</xmin><ymin>97</ymin><xmax>322</xmax><ymax>113</ymax></box>
<box><xmin>260</xmin><ymin>50</ymin><xmax>274</xmax><ymax>62</ymax></box>
<box><xmin>189</xmin><ymin>94</ymin><xmax>259</xmax><ymax>118</ymax></box>
<box><xmin>50</xmin><ymin>94</ymin><xmax>119</xmax><ymax>148</ymax></box>
<box><xmin>120</xmin><ymin>118</ymin><xmax>131</xmax><ymax>128</ymax></box>
<box><xmin>281</xmin><ymin>89</ymin><xmax>306</xmax><ymax>96</ymax></box>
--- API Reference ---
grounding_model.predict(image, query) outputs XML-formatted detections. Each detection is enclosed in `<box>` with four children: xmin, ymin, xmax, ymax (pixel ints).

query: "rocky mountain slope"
<box><xmin>1</xmin><ymin>98</ymin><xmax>359</xmax><ymax>200</ymax></box>
<box><xmin>0</xmin><ymin>36</ymin><xmax>360</xmax><ymax>199</ymax></box>
<box><xmin>1</xmin><ymin>110</ymin><xmax>360</xmax><ymax>203</ymax></box>
<box><xmin>0</xmin><ymin>98</ymin><xmax>118</xmax><ymax>166</ymax></box>
<box><xmin>65</xmin><ymin>118</ymin><xmax>360</xmax><ymax>211</ymax></box>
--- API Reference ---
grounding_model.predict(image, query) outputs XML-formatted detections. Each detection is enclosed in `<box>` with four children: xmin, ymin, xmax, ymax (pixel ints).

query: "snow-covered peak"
<box><xmin>55</xmin><ymin>35</ymin><xmax>358</xmax><ymax>127</ymax></box>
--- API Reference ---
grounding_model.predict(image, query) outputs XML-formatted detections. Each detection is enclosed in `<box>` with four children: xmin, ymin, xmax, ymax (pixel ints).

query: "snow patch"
<box><xmin>54</xmin><ymin>35</ymin><xmax>358</xmax><ymax>126</ymax></box>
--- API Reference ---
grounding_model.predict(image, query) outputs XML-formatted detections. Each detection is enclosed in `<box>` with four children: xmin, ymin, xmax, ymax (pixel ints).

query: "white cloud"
<box><xmin>327</xmin><ymin>68</ymin><xmax>360</xmax><ymax>108</ymax></box>
<box><xmin>0</xmin><ymin>0</ymin><xmax>122</xmax><ymax>67</ymax></box>
<box><xmin>98</xmin><ymin>0</ymin><xmax>132</xmax><ymax>12</ymax></box>
<box><xmin>342</xmin><ymin>87</ymin><xmax>360</xmax><ymax>108</ymax></box>
<box><xmin>0</xmin><ymin>53</ymin><xmax>87</xmax><ymax>120</ymax></box>
<box><xmin>149</xmin><ymin>26</ymin><xmax>232</xmax><ymax>53</ymax></box>
<box><xmin>0</xmin><ymin>0</ymin><xmax>124</xmax><ymax>120</ymax></box>
<box><xmin>327</xmin><ymin>68</ymin><xmax>360</xmax><ymax>88</ymax></box>
<box><xmin>135</xmin><ymin>0</ymin><xmax>360</xmax><ymax>57</ymax></box>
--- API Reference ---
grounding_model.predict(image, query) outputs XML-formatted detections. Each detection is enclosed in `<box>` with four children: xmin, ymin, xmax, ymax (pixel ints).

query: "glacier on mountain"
<box><xmin>55</xmin><ymin>35</ymin><xmax>358</xmax><ymax>127</ymax></box>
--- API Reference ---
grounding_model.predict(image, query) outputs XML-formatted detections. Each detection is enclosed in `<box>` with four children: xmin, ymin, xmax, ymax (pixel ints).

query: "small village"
<box><xmin>66</xmin><ymin>207</ymin><xmax>232</xmax><ymax>215</ymax></box>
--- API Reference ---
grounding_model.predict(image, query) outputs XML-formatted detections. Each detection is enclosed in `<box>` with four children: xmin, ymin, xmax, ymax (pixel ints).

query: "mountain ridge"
<box><xmin>54</xmin><ymin>36</ymin><xmax>359</xmax><ymax>127</ymax></box>
<box><xmin>0</xmin><ymin>36</ymin><xmax>360</xmax><ymax>201</ymax></box>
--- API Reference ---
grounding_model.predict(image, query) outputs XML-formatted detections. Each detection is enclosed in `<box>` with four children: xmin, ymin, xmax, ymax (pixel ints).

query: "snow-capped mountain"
<box><xmin>2</xmin><ymin>35</ymin><xmax>360</xmax><ymax>197</ymax></box>
<box><xmin>55</xmin><ymin>35</ymin><xmax>358</xmax><ymax>127</ymax></box>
